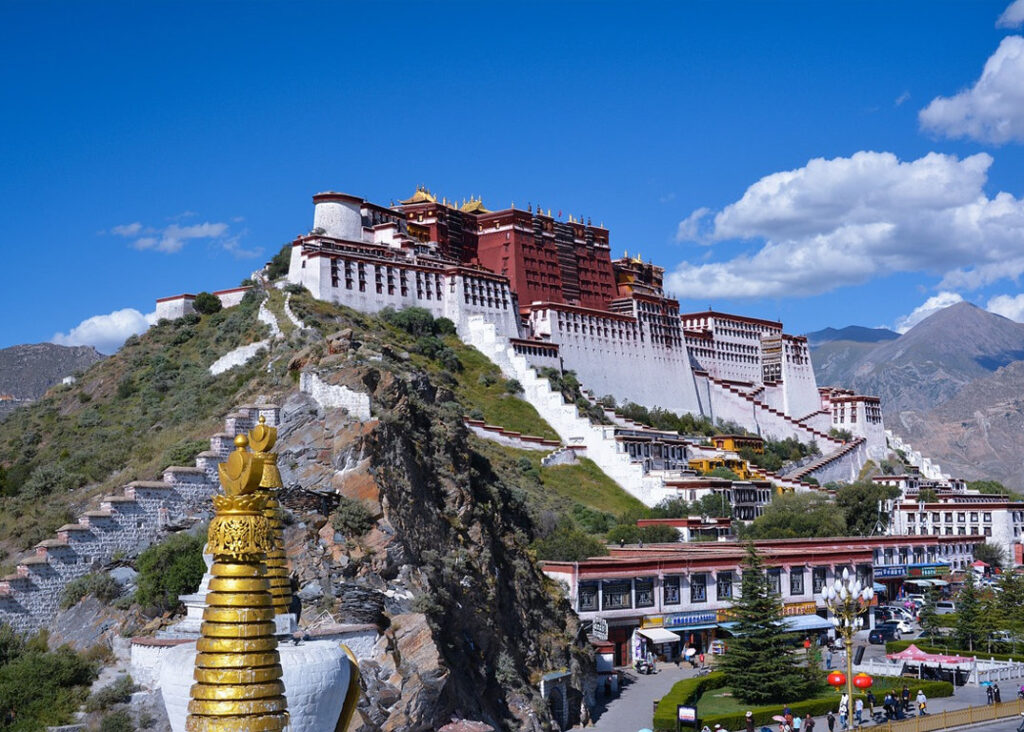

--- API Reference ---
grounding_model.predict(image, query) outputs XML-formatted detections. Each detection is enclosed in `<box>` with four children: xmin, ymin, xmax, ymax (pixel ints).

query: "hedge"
<box><xmin>885</xmin><ymin>639</ymin><xmax>1022</xmax><ymax>662</ymax></box>
<box><xmin>653</xmin><ymin>674</ymin><xmax>952</xmax><ymax>732</ymax></box>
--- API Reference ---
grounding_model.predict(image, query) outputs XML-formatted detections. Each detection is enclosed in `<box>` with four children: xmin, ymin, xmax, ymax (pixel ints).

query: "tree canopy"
<box><xmin>193</xmin><ymin>291</ymin><xmax>223</xmax><ymax>315</ymax></box>
<box><xmin>834</xmin><ymin>481</ymin><xmax>901</xmax><ymax>536</ymax></box>
<box><xmin>739</xmin><ymin>492</ymin><xmax>846</xmax><ymax>539</ymax></box>
<box><xmin>718</xmin><ymin>544</ymin><xmax>821</xmax><ymax>704</ymax></box>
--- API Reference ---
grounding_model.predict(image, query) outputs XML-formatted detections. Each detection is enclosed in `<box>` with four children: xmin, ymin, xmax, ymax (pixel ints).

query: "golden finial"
<box><xmin>189</xmin><ymin>434</ymin><xmax>288</xmax><ymax>730</ymax></box>
<box><xmin>218</xmin><ymin>435</ymin><xmax>262</xmax><ymax>496</ymax></box>
<box><xmin>248</xmin><ymin>414</ymin><xmax>291</xmax><ymax>617</ymax></box>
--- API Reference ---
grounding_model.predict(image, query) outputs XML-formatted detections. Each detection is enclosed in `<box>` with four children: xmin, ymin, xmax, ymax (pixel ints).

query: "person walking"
<box><xmin>865</xmin><ymin>689</ymin><xmax>875</xmax><ymax>719</ymax></box>
<box><xmin>826</xmin><ymin>649</ymin><xmax>833</xmax><ymax>669</ymax></box>
<box><xmin>826</xmin><ymin>710</ymin><xmax>836</xmax><ymax>732</ymax></box>
<box><xmin>988</xmin><ymin>685</ymin><xmax>995</xmax><ymax>705</ymax></box>
<box><xmin>901</xmin><ymin>684</ymin><xmax>911</xmax><ymax>712</ymax></box>
<box><xmin>793</xmin><ymin>714</ymin><xmax>801</xmax><ymax>731</ymax></box>
<box><xmin>745</xmin><ymin>711</ymin><xmax>755</xmax><ymax>732</ymax></box>
<box><xmin>916</xmin><ymin>689</ymin><xmax>927</xmax><ymax>715</ymax></box>
<box><xmin>839</xmin><ymin>695</ymin><xmax>849</xmax><ymax>731</ymax></box>
<box><xmin>803</xmin><ymin>713</ymin><xmax>815</xmax><ymax>731</ymax></box>
<box><xmin>854</xmin><ymin>697</ymin><xmax>863</xmax><ymax>727</ymax></box>
<box><xmin>995</xmin><ymin>684</ymin><xmax>1003</xmax><ymax>703</ymax></box>
<box><xmin>883</xmin><ymin>693</ymin><xmax>895</xmax><ymax>720</ymax></box>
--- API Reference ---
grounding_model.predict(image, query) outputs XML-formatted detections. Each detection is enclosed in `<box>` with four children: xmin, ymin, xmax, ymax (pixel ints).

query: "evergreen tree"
<box><xmin>954</xmin><ymin>571</ymin><xmax>982</xmax><ymax>651</ymax></box>
<box><xmin>719</xmin><ymin>544</ymin><xmax>814</xmax><ymax>704</ymax></box>
<box><xmin>918</xmin><ymin>587</ymin><xmax>940</xmax><ymax>642</ymax></box>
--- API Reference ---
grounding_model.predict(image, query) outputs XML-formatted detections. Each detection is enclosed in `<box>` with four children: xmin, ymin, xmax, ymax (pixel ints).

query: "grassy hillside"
<box><xmin>0</xmin><ymin>291</ymin><xmax>278</xmax><ymax>553</ymax></box>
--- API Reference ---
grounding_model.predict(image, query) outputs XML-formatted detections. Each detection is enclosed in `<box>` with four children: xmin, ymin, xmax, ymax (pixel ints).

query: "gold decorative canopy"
<box><xmin>400</xmin><ymin>185</ymin><xmax>437</xmax><ymax>205</ymax></box>
<box><xmin>459</xmin><ymin>195</ymin><xmax>489</xmax><ymax>213</ymax></box>
<box><xmin>186</xmin><ymin>434</ymin><xmax>288</xmax><ymax>731</ymax></box>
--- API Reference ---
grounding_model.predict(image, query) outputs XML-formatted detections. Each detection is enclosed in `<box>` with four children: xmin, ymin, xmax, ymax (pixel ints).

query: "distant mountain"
<box><xmin>805</xmin><ymin>325</ymin><xmax>900</xmax><ymax>347</ymax></box>
<box><xmin>0</xmin><ymin>343</ymin><xmax>104</xmax><ymax>419</ymax></box>
<box><xmin>810</xmin><ymin>302</ymin><xmax>1024</xmax><ymax>488</ymax></box>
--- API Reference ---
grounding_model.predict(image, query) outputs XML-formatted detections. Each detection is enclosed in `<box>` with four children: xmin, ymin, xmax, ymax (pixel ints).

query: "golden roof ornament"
<box><xmin>187</xmin><ymin>433</ymin><xmax>288</xmax><ymax>731</ymax></box>
<box><xmin>399</xmin><ymin>185</ymin><xmax>437</xmax><ymax>205</ymax></box>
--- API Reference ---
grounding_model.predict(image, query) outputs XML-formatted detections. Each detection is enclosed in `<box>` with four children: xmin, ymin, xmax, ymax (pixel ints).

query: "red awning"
<box><xmin>887</xmin><ymin>644</ymin><xmax>974</xmax><ymax>664</ymax></box>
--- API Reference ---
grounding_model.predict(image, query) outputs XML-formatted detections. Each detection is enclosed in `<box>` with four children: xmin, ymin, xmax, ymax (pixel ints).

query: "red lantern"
<box><xmin>853</xmin><ymin>673</ymin><xmax>873</xmax><ymax>690</ymax></box>
<box><xmin>827</xmin><ymin>671</ymin><xmax>846</xmax><ymax>687</ymax></box>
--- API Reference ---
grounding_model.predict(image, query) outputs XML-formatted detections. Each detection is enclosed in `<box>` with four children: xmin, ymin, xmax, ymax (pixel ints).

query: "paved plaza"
<box><xmin>588</xmin><ymin>629</ymin><xmax>1004</xmax><ymax>732</ymax></box>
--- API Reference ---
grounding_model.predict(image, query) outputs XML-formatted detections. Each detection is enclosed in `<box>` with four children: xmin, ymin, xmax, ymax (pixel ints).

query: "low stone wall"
<box><xmin>463</xmin><ymin>418</ymin><xmax>561</xmax><ymax>452</ymax></box>
<box><xmin>299</xmin><ymin>371</ymin><xmax>371</xmax><ymax>420</ymax></box>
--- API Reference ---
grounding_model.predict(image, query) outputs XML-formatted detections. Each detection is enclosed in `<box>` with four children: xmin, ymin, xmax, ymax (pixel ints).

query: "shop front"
<box><xmin>873</xmin><ymin>563</ymin><xmax>907</xmax><ymax>598</ymax></box>
<box><xmin>664</xmin><ymin>610</ymin><xmax>720</xmax><ymax>655</ymax></box>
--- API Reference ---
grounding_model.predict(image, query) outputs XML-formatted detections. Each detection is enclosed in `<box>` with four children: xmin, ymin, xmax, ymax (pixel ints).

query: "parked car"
<box><xmin>935</xmin><ymin>601</ymin><xmax>957</xmax><ymax>615</ymax></box>
<box><xmin>881</xmin><ymin>605</ymin><xmax>917</xmax><ymax>623</ymax></box>
<box><xmin>869</xmin><ymin>623</ymin><xmax>902</xmax><ymax>644</ymax></box>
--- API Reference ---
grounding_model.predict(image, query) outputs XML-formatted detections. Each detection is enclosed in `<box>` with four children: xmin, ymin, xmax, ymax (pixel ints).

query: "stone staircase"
<box><xmin>705</xmin><ymin>375</ymin><xmax>843</xmax><ymax>448</ymax></box>
<box><xmin>463</xmin><ymin>316</ymin><xmax>673</xmax><ymax>505</ymax></box>
<box><xmin>0</xmin><ymin>405</ymin><xmax>279</xmax><ymax>635</ymax></box>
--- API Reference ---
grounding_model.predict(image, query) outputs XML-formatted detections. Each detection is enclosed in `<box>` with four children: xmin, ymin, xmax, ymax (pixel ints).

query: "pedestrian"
<box><xmin>987</xmin><ymin>685</ymin><xmax>994</xmax><ymax>704</ymax></box>
<box><xmin>784</xmin><ymin>704</ymin><xmax>793</xmax><ymax>726</ymax></box>
<box><xmin>916</xmin><ymin>689</ymin><xmax>927</xmax><ymax>715</ymax></box>
<box><xmin>901</xmin><ymin>684</ymin><xmax>911</xmax><ymax>712</ymax></box>
<box><xmin>854</xmin><ymin>697</ymin><xmax>863</xmax><ymax>727</ymax></box>
<box><xmin>865</xmin><ymin>689</ymin><xmax>875</xmax><ymax>718</ymax></box>
<box><xmin>699</xmin><ymin>652</ymin><xmax>706</xmax><ymax>668</ymax></box>
<box><xmin>839</xmin><ymin>694</ymin><xmax>849</xmax><ymax>730</ymax></box>
<box><xmin>804</xmin><ymin>713</ymin><xmax>815</xmax><ymax>731</ymax></box>
<box><xmin>826</xmin><ymin>649</ymin><xmax>833</xmax><ymax>669</ymax></box>
<box><xmin>826</xmin><ymin>710</ymin><xmax>836</xmax><ymax>732</ymax></box>
<box><xmin>994</xmin><ymin>684</ymin><xmax>1002</xmax><ymax>703</ymax></box>
<box><xmin>745</xmin><ymin>711</ymin><xmax>755</xmax><ymax>732</ymax></box>
<box><xmin>793</xmin><ymin>714</ymin><xmax>802</xmax><ymax>731</ymax></box>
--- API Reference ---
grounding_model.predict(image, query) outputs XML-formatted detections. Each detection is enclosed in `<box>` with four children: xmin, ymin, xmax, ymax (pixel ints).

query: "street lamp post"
<box><xmin>822</xmin><ymin>568</ymin><xmax>874</xmax><ymax>726</ymax></box>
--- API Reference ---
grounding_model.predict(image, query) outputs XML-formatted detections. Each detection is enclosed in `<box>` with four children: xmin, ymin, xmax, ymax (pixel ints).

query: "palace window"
<box><xmin>767</xmin><ymin>569</ymin><xmax>781</xmax><ymax>595</ymax></box>
<box><xmin>812</xmin><ymin>567</ymin><xmax>828</xmax><ymax>594</ymax></box>
<box><xmin>663</xmin><ymin>576</ymin><xmax>681</xmax><ymax>605</ymax></box>
<box><xmin>602</xmin><ymin>580</ymin><xmax>632</xmax><ymax>611</ymax></box>
<box><xmin>790</xmin><ymin>567</ymin><xmax>805</xmax><ymax>595</ymax></box>
<box><xmin>690</xmin><ymin>574</ymin><xmax>707</xmax><ymax>603</ymax></box>
<box><xmin>578</xmin><ymin>582</ymin><xmax>598</xmax><ymax>612</ymax></box>
<box><xmin>717</xmin><ymin>572</ymin><xmax>733</xmax><ymax>600</ymax></box>
<box><xmin>635</xmin><ymin>578</ymin><xmax>655</xmax><ymax>608</ymax></box>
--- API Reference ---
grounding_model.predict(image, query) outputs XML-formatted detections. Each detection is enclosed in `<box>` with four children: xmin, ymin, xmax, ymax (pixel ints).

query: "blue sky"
<box><xmin>3</xmin><ymin>1</ymin><xmax>1024</xmax><ymax>353</ymax></box>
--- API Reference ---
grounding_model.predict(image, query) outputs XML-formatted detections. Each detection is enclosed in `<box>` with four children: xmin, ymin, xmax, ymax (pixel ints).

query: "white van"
<box><xmin>935</xmin><ymin>601</ymin><xmax>957</xmax><ymax>615</ymax></box>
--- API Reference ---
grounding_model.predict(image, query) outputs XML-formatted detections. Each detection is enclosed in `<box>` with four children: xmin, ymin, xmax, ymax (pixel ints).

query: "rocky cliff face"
<box><xmin>276</xmin><ymin>362</ymin><xmax>588</xmax><ymax>731</ymax></box>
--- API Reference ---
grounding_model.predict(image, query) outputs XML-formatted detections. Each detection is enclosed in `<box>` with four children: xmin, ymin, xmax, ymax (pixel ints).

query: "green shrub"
<box><xmin>164</xmin><ymin>438</ymin><xmax>210</xmax><ymax>467</ymax></box>
<box><xmin>134</xmin><ymin>531</ymin><xmax>206</xmax><ymax>613</ymax></box>
<box><xmin>86</xmin><ymin>674</ymin><xmax>137</xmax><ymax>712</ymax></box>
<box><xmin>193</xmin><ymin>292</ymin><xmax>223</xmax><ymax>315</ymax></box>
<box><xmin>380</xmin><ymin>306</ymin><xmax>437</xmax><ymax>337</ymax></box>
<box><xmin>532</xmin><ymin>518</ymin><xmax>608</xmax><ymax>561</ymax></box>
<box><xmin>100</xmin><ymin>709</ymin><xmax>135</xmax><ymax>732</ymax></box>
<box><xmin>266</xmin><ymin>243</ymin><xmax>292</xmax><ymax>280</ymax></box>
<box><xmin>0</xmin><ymin>645</ymin><xmax>97</xmax><ymax>728</ymax></box>
<box><xmin>61</xmin><ymin>572</ymin><xmax>122</xmax><ymax>609</ymax></box>
<box><xmin>504</xmin><ymin>379</ymin><xmax>523</xmax><ymax>394</ymax></box>
<box><xmin>330</xmin><ymin>496</ymin><xmax>376</xmax><ymax>537</ymax></box>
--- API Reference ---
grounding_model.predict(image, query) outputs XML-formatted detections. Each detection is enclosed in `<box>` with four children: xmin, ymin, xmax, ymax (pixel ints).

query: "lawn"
<box><xmin>450</xmin><ymin>342</ymin><xmax>560</xmax><ymax>441</ymax></box>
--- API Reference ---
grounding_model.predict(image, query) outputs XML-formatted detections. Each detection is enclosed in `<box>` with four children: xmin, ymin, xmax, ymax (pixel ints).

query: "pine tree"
<box><xmin>719</xmin><ymin>544</ymin><xmax>814</xmax><ymax>704</ymax></box>
<box><xmin>918</xmin><ymin>587</ymin><xmax>940</xmax><ymax>642</ymax></box>
<box><xmin>955</xmin><ymin>571</ymin><xmax>982</xmax><ymax>652</ymax></box>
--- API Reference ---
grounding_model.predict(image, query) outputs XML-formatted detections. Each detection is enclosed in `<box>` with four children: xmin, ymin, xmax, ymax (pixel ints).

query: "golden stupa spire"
<box><xmin>186</xmin><ymin>434</ymin><xmax>288</xmax><ymax>731</ymax></box>
<box><xmin>249</xmin><ymin>415</ymin><xmax>292</xmax><ymax>617</ymax></box>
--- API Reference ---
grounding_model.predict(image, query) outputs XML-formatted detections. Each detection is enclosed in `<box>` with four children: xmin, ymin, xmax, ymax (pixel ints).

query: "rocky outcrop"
<box><xmin>276</xmin><ymin>361</ymin><xmax>589</xmax><ymax>731</ymax></box>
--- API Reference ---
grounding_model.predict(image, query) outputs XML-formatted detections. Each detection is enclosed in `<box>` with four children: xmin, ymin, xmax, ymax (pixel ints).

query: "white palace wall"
<box><xmin>526</xmin><ymin>307</ymin><xmax>701</xmax><ymax>417</ymax></box>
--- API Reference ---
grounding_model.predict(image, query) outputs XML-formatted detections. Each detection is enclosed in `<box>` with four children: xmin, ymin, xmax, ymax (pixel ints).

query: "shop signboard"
<box><xmin>641</xmin><ymin>616</ymin><xmax>665</xmax><ymax>628</ymax></box>
<box><xmin>592</xmin><ymin>617</ymin><xmax>608</xmax><ymax>641</ymax></box>
<box><xmin>783</xmin><ymin>601</ymin><xmax>818</xmax><ymax>616</ymax></box>
<box><xmin>664</xmin><ymin>611</ymin><xmax>717</xmax><ymax>629</ymax></box>
<box><xmin>909</xmin><ymin>564</ymin><xmax>950</xmax><ymax>578</ymax></box>
<box><xmin>874</xmin><ymin>565</ymin><xmax>907</xmax><ymax>579</ymax></box>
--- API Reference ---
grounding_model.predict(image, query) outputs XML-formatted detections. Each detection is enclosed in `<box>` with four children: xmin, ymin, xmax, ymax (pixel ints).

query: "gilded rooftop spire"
<box><xmin>249</xmin><ymin>415</ymin><xmax>292</xmax><ymax>617</ymax></box>
<box><xmin>186</xmin><ymin>434</ymin><xmax>288</xmax><ymax>731</ymax></box>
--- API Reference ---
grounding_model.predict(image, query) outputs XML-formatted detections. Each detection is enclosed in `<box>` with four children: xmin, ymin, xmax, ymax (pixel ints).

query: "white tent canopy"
<box><xmin>638</xmin><ymin>627</ymin><xmax>681</xmax><ymax>644</ymax></box>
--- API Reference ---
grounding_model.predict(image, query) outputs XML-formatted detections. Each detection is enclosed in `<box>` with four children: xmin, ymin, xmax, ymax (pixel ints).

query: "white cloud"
<box><xmin>675</xmin><ymin>206</ymin><xmax>712</xmax><ymax>242</ymax></box>
<box><xmin>997</xmin><ymin>0</ymin><xmax>1024</xmax><ymax>28</ymax></box>
<box><xmin>895</xmin><ymin>91</ymin><xmax>911</xmax><ymax>107</ymax></box>
<box><xmin>986</xmin><ymin>293</ymin><xmax>1024</xmax><ymax>321</ymax></box>
<box><xmin>107</xmin><ymin>216</ymin><xmax>258</xmax><ymax>257</ymax></box>
<box><xmin>666</xmin><ymin>150</ymin><xmax>1024</xmax><ymax>299</ymax></box>
<box><xmin>919</xmin><ymin>36</ymin><xmax>1024</xmax><ymax>144</ymax></box>
<box><xmin>111</xmin><ymin>222</ymin><xmax>142</xmax><ymax>237</ymax></box>
<box><xmin>893</xmin><ymin>292</ymin><xmax>964</xmax><ymax>333</ymax></box>
<box><xmin>52</xmin><ymin>308</ymin><xmax>158</xmax><ymax>355</ymax></box>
